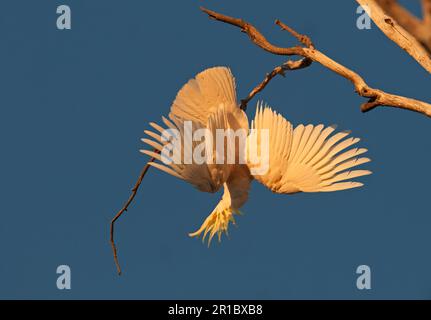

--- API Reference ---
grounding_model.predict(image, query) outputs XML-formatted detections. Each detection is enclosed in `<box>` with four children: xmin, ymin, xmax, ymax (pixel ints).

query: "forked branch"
<box><xmin>110</xmin><ymin>150</ymin><xmax>159</xmax><ymax>275</ymax></box>
<box><xmin>375</xmin><ymin>0</ymin><xmax>431</xmax><ymax>54</ymax></box>
<box><xmin>238</xmin><ymin>19</ymin><xmax>314</xmax><ymax>110</ymax></box>
<box><xmin>357</xmin><ymin>0</ymin><xmax>431</xmax><ymax>73</ymax></box>
<box><xmin>201</xmin><ymin>7</ymin><xmax>431</xmax><ymax>117</ymax></box>
<box><xmin>240</xmin><ymin>59</ymin><xmax>312</xmax><ymax>110</ymax></box>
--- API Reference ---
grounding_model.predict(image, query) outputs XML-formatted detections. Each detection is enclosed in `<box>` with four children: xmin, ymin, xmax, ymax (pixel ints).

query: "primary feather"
<box><xmin>170</xmin><ymin>67</ymin><xmax>238</xmax><ymax>124</ymax></box>
<box><xmin>247</xmin><ymin>103</ymin><xmax>372</xmax><ymax>193</ymax></box>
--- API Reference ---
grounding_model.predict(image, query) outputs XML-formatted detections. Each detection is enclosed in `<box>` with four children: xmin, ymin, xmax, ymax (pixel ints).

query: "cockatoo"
<box><xmin>141</xmin><ymin>67</ymin><xmax>372</xmax><ymax>245</ymax></box>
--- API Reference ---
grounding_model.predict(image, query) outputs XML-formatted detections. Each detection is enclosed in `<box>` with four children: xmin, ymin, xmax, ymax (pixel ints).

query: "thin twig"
<box><xmin>201</xmin><ymin>6</ymin><xmax>431</xmax><ymax>117</ymax></box>
<box><xmin>237</xmin><ymin>15</ymin><xmax>315</xmax><ymax>111</ymax></box>
<box><xmin>240</xmin><ymin>59</ymin><xmax>312</xmax><ymax>110</ymax></box>
<box><xmin>274</xmin><ymin>19</ymin><xmax>315</xmax><ymax>49</ymax></box>
<box><xmin>110</xmin><ymin>150</ymin><xmax>159</xmax><ymax>275</ymax></box>
<box><xmin>201</xmin><ymin>7</ymin><xmax>303</xmax><ymax>57</ymax></box>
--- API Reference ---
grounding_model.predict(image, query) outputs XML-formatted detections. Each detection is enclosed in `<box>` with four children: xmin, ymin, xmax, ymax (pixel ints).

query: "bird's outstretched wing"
<box><xmin>246</xmin><ymin>104</ymin><xmax>372</xmax><ymax>193</ymax></box>
<box><xmin>141</xmin><ymin>102</ymin><xmax>247</xmax><ymax>193</ymax></box>
<box><xmin>142</xmin><ymin>67</ymin><xmax>247</xmax><ymax>193</ymax></box>
<box><xmin>169</xmin><ymin>67</ymin><xmax>238</xmax><ymax>124</ymax></box>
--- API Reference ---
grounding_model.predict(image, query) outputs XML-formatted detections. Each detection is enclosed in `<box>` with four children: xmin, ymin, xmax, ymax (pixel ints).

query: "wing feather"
<box><xmin>247</xmin><ymin>105</ymin><xmax>372</xmax><ymax>194</ymax></box>
<box><xmin>141</xmin><ymin>67</ymin><xmax>248</xmax><ymax>193</ymax></box>
<box><xmin>169</xmin><ymin>67</ymin><xmax>237</xmax><ymax>124</ymax></box>
<box><xmin>141</xmin><ymin>102</ymin><xmax>247</xmax><ymax>193</ymax></box>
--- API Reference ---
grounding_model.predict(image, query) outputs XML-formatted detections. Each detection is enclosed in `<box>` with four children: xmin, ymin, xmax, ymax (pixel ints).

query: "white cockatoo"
<box><xmin>141</xmin><ymin>67</ymin><xmax>372</xmax><ymax>244</ymax></box>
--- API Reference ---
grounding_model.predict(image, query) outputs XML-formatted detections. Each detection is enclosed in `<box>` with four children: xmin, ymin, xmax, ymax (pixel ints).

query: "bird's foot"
<box><xmin>189</xmin><ymin>207</ymin><xmax>241</xmax><ymax>246</ymax></box>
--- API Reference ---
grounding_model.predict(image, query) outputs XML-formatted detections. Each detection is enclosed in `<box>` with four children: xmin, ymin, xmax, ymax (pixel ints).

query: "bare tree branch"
<box><xmin>201</xmin><ymin>7</ymin><xmax>303</xmax><ymax>57</ymax></box>
<box><xmin>240</xmin><ymin>58</ymin><xmax>312</xmax><ymax>110</ymax></box>
<box><xmin>375</xmin><ymin>0</ymin><xmax>431</xmax><ymax>54</ymax></box>
<box><xmin>376</xmin><ymin>0</ymin><xmax>423</xmax><ymax>35</ymax></box>
<box><xmin>422</xmin><ymin>0</ymin><xmax>431</xmax><ymax>29</ymax></box>
<box><xmin>110</xmin><ymin>150</ymin><xmax>159</xmax><ymax>275</ymax></box>
<box><xmin>357</xmin><ymin>0</ymin><xmax>431</xmax><ymax>73</ymax></box>
<box><xmin>201</xmin><ymin>6</ymin><xmax>431</xmax><ymax>117</ymax></box>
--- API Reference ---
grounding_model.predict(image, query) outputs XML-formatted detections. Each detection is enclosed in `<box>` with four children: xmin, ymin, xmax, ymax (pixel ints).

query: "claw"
<box><xmin>189</xmin><ymin>207</ymin><xmax>241</xmax><ymax>246</ymax></box>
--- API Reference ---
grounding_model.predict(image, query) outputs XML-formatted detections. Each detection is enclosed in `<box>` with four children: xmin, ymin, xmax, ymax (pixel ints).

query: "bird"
<box><xmin>141</xmin><ymin>66</ymin><xmax>372</xmax><ymax>245</ymax></box>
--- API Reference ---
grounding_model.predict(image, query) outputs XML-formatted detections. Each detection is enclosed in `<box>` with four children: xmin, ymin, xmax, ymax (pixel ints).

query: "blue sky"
<box><xmin>0</xmin><ymin>0</ymin><xmax>430</xmax><ymax>299</ymax></box>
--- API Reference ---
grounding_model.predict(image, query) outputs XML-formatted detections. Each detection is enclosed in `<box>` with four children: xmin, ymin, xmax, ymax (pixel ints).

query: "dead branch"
<box><xmin>238</xmin><ymin>22</ymin><xmax>314</xmax><ymax>110</ymax></box>
<box><xmin>424</xmin><ymin>0</ymin><xmax>431</xmax><ymax>27</ymax></box>
<box><xmin>376</xmin><ymin>0</ymin><xmax>424</xmax><ymax>41</ymax></box>
<box><xmin>422</xmin><ymin>0</ymin><xmax>431</xmax><ymax>49</ymax></box>
<box><xmin>375</xmin><ymin>0</ymin><xmax>431</xmax><ymax>54</ymax></box>
<box><xmin>110</xmin><ymin>150</ymin><xmax>159</xmax><ymax>275</ymax></box>
<box><xmin>201</xmin><ymin>6</ymin><xmax>431</xmax><ymax>117</ymax></box>
<box><xmin>357</xmin><ymin>0</ymin><xmax>431</xmax><ymax>73</ymax></box>
<box><xmin>240</xmin><ymin>59</ymin><xmax>312</xmax><ymax>110</ymax></box>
